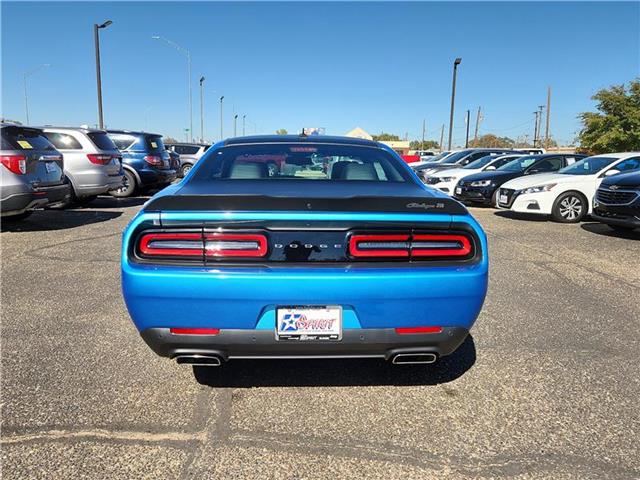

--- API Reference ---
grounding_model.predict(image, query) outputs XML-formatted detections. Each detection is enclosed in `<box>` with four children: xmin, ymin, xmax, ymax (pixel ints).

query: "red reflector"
<box><xmin>139</xmin><ymin>232</ymin><xmax>204</xmax><ymax>257</ymax></box>
<box><xmin>87</xmin><ymin>153</ymin><xmax>114</xmax><ymax>165</ymax></box>
<box><xmin>410</xmin><ymin>234</ymin><xmax>472</xmax><ymax>257</ymax></box>
<box><xmin>349</xmin><ymin>234</ymin><xmax>410</xmax><ymax>258</ymax></box>
<box><xmin>395</xmin><ymin>326</ymin><xmax>443</xmax><ymax>334</ymax></box>
<box><xmin>204</xmin><ymin>233</ymin><xmax>267</xmax><ymax>258</ymax></box>
<box><xmin>170</xmin><ymin>328</ymin><xmax>220</xmax><ymax>335</ymax></box>
<box><xmin>1</xmin><ymin>155</ymin><xmax>27</xmax><ymax>175</ymax></box>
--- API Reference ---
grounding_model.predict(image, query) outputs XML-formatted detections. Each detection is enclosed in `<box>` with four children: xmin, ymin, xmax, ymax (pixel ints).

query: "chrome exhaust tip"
<box><xmin>175</xmin><ymin>355</ymin><xmax>222</xmax><ymax>367</ymax></box>
<box><xmin>391</xmin><ymin>353</ymin><xmax>438</xmax><ymax>365</ymax></box>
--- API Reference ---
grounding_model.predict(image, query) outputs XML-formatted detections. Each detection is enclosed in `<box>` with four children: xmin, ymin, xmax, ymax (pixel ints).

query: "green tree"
<box><xmin>410</xmin><ymin>140</ymin><xmax>440</xmax><ymax>150</ymax></box>
<box><xmin>371</xmin><ymin>132</ymin><xmax>401</xmax><ymax>141</ymax></box>
<box><xmin>579</xmin><ymin>78</ymin><xmax>640</xmax><ymax>154</ymax></box>
<box><xmin>275</xmin><ymin>128</ymin><xmax>288</xmax><ymax>135</ymax></box>
<box><xmin>469</xmin><ymin>134</ymin><xmax>515</xmax><ymax>148</ymax></box>
<box><xmin>163</xmin><ymin>136</ymin><xmax>178</xmax><ymax>143</ymax></box>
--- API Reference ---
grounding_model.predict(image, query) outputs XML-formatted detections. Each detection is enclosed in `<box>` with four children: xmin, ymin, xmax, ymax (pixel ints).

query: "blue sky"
<box><xmin>2</xmin><ymin>1</ymin><xmax>639</xmax><ymax>145</ymax></box>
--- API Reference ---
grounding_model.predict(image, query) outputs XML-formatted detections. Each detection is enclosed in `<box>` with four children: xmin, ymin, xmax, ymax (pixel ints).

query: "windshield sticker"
<box><xmin>17</xmin><ymin>140</ymin><xmax>33</xmax><ymax>149</ymax></box>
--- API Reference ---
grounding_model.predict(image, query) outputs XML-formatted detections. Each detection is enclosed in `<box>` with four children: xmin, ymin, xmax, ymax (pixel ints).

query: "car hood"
<box><xmin>501</xmin><ymin>173</ymin><xmax>586</xmax><ymax>190</ymax></box>
<box><xmin>460</xmin><ymin>170</ymin><xmax>520</xmax><ymax>184</ymax></box>
<box><xmin>431</xmin><ymin>168</ymin><xmax>467</xmax><ymax>178</ymax></box>
<box><xmin>600</xmin><ymin>170</ymin><xmax>640</xmax><ymax>188</ymax></box>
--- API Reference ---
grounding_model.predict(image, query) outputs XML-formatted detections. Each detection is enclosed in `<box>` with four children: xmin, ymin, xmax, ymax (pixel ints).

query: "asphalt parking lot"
<box><xmin>1</xmin><ymin>198</ymin><xmax>639</xmax><ymax>480</ymax></box>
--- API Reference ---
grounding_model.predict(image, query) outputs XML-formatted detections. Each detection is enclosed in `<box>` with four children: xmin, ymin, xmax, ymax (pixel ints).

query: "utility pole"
<box><xmin>439</xmin><ymin>124</ymin><xmax>445</xmax><ymax>151</ymax></box>
<box><xmin>545</xmin><ymin>87</ymin><xmax>551</xmax><ymax>146</ymax></box>
<box><xmin>94</xmin><ymin>20</ymin><xmax>113</xmax><ymax>129</ymax></box>
<box><xmin>242</xmin><ymin>114</ymin><xmax>246</xmax><ymax>136</ymax></box>
<box><xmin>464</xmin><ymin>110</ymin><xmax>471</xmax><ymax>148</ymax></box>
<box><xmin>199</xmin><ymin>76</ymin><xmax>205</xmax><ymax>143</ymax></box>
<box><xmin>234</xmin><ymin>114</ymin><xmax>238</xmax><ymax>137</ymax></box>
<box><xmin>219</xmin><ymin>96</ymin><xmax>224</xmax><ymax>140</ymax></box>
<box><xmin>533</xmin><ymin>111</ymin><xmax>540</xmax><ymax>147</ymax></box>
<box><xmin>447</xmin><ymin>58</ymin><xmax>462</xmax><ymax>150</ymax></box>
<box><xmin>474</xmin><ymin>106</ymin><xmax>482</xmax><ymax>142</ymax></box>
<box><xmin>537</xmin><ymin>105</ymin><xmax>544</xmax><ymax>147</ymax></box>
<box><xmin>421</xmin><ymin>118</ymin><xmax>426</xmax><ymax>148</ymax></box>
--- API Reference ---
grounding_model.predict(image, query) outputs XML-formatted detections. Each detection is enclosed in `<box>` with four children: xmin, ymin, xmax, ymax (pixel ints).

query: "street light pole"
<box><xmin>242</xmin><ymin>115</ymin><xmax>246</xmax><ymax>136</ymax></box>
<box><xmin>234</xmin><ymin>114</ymin><xmax>238</xmax><ymax>137</ymax></box>
<box><xmin>533</xmin><ymin>111</ymin><xmax>540</xmax><ymax>147</ymax></box>
<box><xmin>94</xmin><ymin>20</ymin><xmax>112</xmax><ymax>129</ymax></box>
<box><xmin>23</xmin><ymin>64</ymin><xmax>50</xmax><ymax>125</ymax></box>
<box><xmin>199</xmin><ymin>76</ymin><xmax>205</xmax><ymax>143</ymax></box>
<box><xmin>447</xmin><ymin>57</ymin><xmax>462</xmax><ymax>150</ymax></box>
<box><xmin>219</xmin><ymin>96</ymin><xmax>224</xmax><ymax>140</ymax></box>
<box><xmin>152</xmin><ymin>35</ymin><xmax>192</xmax><ymax>142</ymax></box>
<box><xmin>465</xmin><ymin>109</ymin><xmax>471</xmax><ymax>148</ymax></box>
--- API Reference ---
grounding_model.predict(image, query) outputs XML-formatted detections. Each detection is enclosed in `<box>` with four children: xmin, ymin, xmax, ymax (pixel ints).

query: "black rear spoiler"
<box><xmin>144</xmin><ymin>195</ymin><xmax>468</xmax><ymax>215</ymax></box>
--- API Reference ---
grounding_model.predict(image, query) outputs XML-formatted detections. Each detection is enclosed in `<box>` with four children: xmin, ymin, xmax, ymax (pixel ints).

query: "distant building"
<box><xmin>344</xmin><ymin>127</ymin><xmax>373</xmax><ymax>140</ymax></box>
<box><xmin>379</xmin><ymin>140</ymin><xmax>411</xmax><ymax>155</ymax></box>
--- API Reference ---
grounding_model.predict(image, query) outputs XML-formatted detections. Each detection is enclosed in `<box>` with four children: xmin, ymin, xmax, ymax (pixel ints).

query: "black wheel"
<box><xmin>609</xmin><ymin>225</ymin><xmax>636</xmax><ymax>233</ymax></box>
<box><xmin>110</xmin><ymin>170</ymin><xmax>136</xmax><ymax>198</ymax></box>
<box><xmin>3</xmin><ymin>211</ymin><xmax>33</xmax><ymax>221</ymax></box>
<box><xmin>180</xmin><ymin>163</ymin><xmax>193</xmax><ymax>177</ymax></box>
<box><xmin>551</xmin><ymin>192</ymin><xmax>587</xmax><ymax>223</ymax></box>
<box><xmin>491</xmin><ymin>190</ymin><xmax>499</xmax><ymax>208</ymax></box>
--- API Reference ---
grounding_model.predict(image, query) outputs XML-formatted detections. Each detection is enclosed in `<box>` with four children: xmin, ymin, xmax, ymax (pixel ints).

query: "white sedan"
<box><xmin>424</xmin><ymin>154</ymin><xmax>522</xmax><ymax>195</ymax></box>
<box><xmin>497</xmin><ymin>152</ymin><xmax>640</xmax><ymax>222</ymax></box>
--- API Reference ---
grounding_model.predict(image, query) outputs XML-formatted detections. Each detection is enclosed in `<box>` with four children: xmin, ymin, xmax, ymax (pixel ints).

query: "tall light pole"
<box><xmin>242</xmin><ymin>114</ymin><xmax>246</xmax><ymax>136</ymax></box>
<box><xmin>152</xmin><ymin>35</ymin><xmax>192</xmax><ymax>142</ymax></box>
<box><xmin>94</xmin><ymin>20</ymin><xmax>112</xmax><ymax>129</ymax></box>
<box><xmin>447</xmin><ymin>57</ymin><xmax>462</xmax><ymax>150</ymax></box>
<box><xmin>219</xmin><ymin>96</ymin><xmax>224</xmax><ymax>140</ymax></box>
<box><xmin>199</xmin><ymin>76</ymin><xmax>205</xmax><ymax>143</ymax></box>
<box><xmin>537</xmin><ymin>105</ymin><xmax>545</xmax><ymax>147</ymax></box>
<box><xmin>23</xmin><ymin>64</ymin><xmax>50</xmax><ymax>125</ymax></box>
<box><xmin>233</xmin><ymin>114</ymin><xmax>238</xmax><ymax>137</ymax></box>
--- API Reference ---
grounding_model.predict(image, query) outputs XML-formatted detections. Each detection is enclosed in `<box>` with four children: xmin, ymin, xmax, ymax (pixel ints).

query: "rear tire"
<box><xmin>180</xmin><ymin>163</ymin><xmax>193</xmax><ymax>178</ymax></box>
<box><xmin>110</xmin><ymin>170</ymin><xmax>137</xmax><ymax>198</ymax></box>
<box><xmin>491</xmin><ymin>190</ymin><xmax>499</xmax><ymax>208</ymax></box>
<box><xmin>551</xmin><ymin>192</ymin><xmax>587</xmax><ymax>223</ymax></box>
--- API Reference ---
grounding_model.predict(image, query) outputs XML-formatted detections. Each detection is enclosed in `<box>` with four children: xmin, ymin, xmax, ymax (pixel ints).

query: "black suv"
<box><xmin>592</xmin><ymin>170</ymin><xmax>640</xmax><ymax>232</ymax></box>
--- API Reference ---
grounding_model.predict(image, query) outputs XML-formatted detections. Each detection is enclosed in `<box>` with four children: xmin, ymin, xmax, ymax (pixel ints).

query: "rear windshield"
<box><xmin>88</xmin><ymin>132</ymin><xmax>118</xmax><ymax>151</ymax></box>
<box><xmin>190</xmin><ymin>144</ymin><xmax>409</xmax><ymax>182</ymax></box>
<box><xmin>145</xmin><ymin>136</ymin><xmax>165</xmax><ymax>153</ymax></box>
<box><xmin>1</xmin><ymin>126</ymin><xmax>56</xmax><ymax>151</ymax></box>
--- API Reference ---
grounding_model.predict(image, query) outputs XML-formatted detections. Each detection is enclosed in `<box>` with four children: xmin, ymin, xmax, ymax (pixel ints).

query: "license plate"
<box><xmin>499</xmin><ymin>195</ymin><xmax>508</xmax><ymax>204</ymax></box>
<box><xmin>276</xmin><ymin>306</ymin><xmax>342</xmax><ymax>341</ymax></box>
<box><xmin>45</xmin><ymin>162</ymin><xmax>57</xmax><ymax>173</ymax></box>
<box><xmin>455</xmin><ymin>187</ymin><xmax>462</xmax><ymax>195</ymax></box>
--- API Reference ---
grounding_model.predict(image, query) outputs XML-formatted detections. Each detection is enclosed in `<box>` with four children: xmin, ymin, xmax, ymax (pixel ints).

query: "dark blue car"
<box><xmin>121</xmin><ymin>135</ymin><xmax>488</xmax><ymax>374</ymax></box>
<box><xmin>107</xmin><ymin>130</ymin><xmax>177</xmax><ymax>197</ymax></box>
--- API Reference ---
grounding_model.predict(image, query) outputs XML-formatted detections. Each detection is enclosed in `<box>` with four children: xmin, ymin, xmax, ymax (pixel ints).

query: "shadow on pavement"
<box><xmin>1</xmin><ymin>209</ymin><xmax>122</xmax><ymax>232</ymax></box>
<box><xmin>493</xmin><ymin>210</ymin><xmax>549</xmax><ymax>222</ymax></box>
<box><xmin>581</xmin><ymin>222</ymin><xmax>640</xmax><ymax>240</ymax></box>
<box><xmin>84</xmin><ymin>196</ymin><xmax>149</xmax><ymax>209</ymax></box>
<box><xmin>193</xmin><ymin>335</ymin><xmax>476</xmax><ymax>388</ymax></box>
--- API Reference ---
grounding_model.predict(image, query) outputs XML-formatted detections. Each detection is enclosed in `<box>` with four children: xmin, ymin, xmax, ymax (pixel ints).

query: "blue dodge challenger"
<box><xmin>122</xmin><ymin>135</ymin><xmax>488</xmax><ymax>368</ymax></box>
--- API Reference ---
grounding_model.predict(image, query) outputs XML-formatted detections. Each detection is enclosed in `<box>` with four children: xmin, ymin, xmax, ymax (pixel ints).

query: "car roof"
<box><xmin>106</xmin><ymin>129</ymin><xmax>162</xmax><ymax>137</ymax></box>
<box><xmin>165</xmin><ymin>142</ymin><xmax>210</xmax><ymax>147</ymax></box>
<box><xmin>587</xmin><ymin>152</ymin><xmax>640</xmax><ymax>159</ymax></box>
<box><xmin>223</xmin><ymin>135</ymin><xmax>380</xmax><ymax>147</ymax></box>
<box><xmin>39</xmin><ymin>126</ymin><xmax>107</xmax><ymax>134</ymax></box>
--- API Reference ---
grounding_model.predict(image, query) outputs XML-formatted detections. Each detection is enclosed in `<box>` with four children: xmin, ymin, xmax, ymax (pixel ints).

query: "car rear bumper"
<box><xmin>138</xmin><ymin>168</ymin><xmax>177</xmax><ymax>186</ymax></box>
<box><xmin>1</xmin><ymin>183</ymin><xmax>71</xmax><ymax>216</ymax></box>
<box><xmin>74</xmin><ymin>172</ymin><xmax>124</xmax><ymax>196</ymax></box>
<box><xmin>140</xmin><ymin>326</ymin><xmax>470</xmax><ymax>360</ymax></box>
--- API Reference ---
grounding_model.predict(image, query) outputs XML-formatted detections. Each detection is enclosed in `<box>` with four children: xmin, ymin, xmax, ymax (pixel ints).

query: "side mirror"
<box><xmin>604</xmin><ymin>169</ymin><xmax>620</xmax><ymax>177</ymax></box>
<box><xmin>485</xmin><ymin>165</ymin><xmax>496</xmax><ymax>171</ymax></box>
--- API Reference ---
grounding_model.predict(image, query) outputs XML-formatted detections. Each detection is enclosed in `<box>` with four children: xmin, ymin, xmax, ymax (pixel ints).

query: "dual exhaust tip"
<box><xmin>174</xmin><ymin>352</ymin><xmax>438</xmax><ymax>366</ymax></box>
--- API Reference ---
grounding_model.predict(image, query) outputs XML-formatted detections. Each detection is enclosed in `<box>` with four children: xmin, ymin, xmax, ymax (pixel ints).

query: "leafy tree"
<box><xmin>578</xmin><ymin>79</ymin><xmax>640</xmax><ymax>154</ymax></box>
<box><xmin>275</xmin><ymin>128</ymin><xmax>288</xmax><ymax>135</ymax></box>
<box><xmin>410</xmin><ymin>140</ymin><xmax>440</xmax><ymax>150</ymax></box>
<box><xmin>163</xmin><ymin>136</ymin><xmax>178</xmax><ymax>143</ymax></box>
<box><xmin>468</xmin><ymin>134</ymin><xmax>515</xmax><ymax>148</ymax></box>
<box><xmin>372</xmin><ymin>132</ymin><xmax>401</xmax><ymax>141</ymax></box>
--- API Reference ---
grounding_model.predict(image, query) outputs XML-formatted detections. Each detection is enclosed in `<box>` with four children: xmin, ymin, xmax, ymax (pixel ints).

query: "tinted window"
<box><xmin>109</xmin><ymin>134</ymin><xmax>137</xmax><ymax>151</ymax></box>
<box><xmin>88</xmin><ymin>132</ymin><xmax>118</xmax><ymax>151</ymax></box>
<box><xmin>191</xmin><ymin>144</ymin><xmax>409</xmax><ymax>183</ymax></box>
<box><xmin>614</xmin><ymin>157</ymin><xmax>640</xmax><ymax>172</ymax></box>
<box><xmin>175</xmin><ymin>145</ymin><xmax>200</xmax><ymax>155</ymax></box>
<box><xmin>44</xmin><ymin>132</ymin><xmax>83</xmax><ymax>150</ymax></box>
<box><xmin>145</xmin><ymin>136</ymin><xmax>165</xmax><ymax>153</ymax></box>
<box><xmin>1</xmin><ymin>126</ymin><xmax>56</xmax><ymax>151</ymax></box>
<box><xmin>528</xmin><ymin>156</ymin><xmax>563</xmax><ymax>173</ymax></box>
<box><xmin>498</xmin><ymin>155</ymin><xmax>540</xmax><ymax>172</ymax></box>
<box><xmin>558</xmin><ymin>156</ymin><xmax>618</xmax><ymax>175</ymax></box>
<box><xmin>440</xmin><ymin>149</ymin><xmax>474</xmax><ymax>164</ymax></box>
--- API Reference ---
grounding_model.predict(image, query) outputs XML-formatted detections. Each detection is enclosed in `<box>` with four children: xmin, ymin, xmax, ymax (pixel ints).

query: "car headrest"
<box><xmin>229</xmin><ymin>162</ymin><xmax>268</xmax><ymax>179</ymax></box>
<box><xmin>341</xmin><ymin>163</ymin><xmax>378</xmax><ymax>180</ymax></box>
<box><xmin>330</xmin><ymin>161</ymin><xmax>351</xmax><ymax>179</ymax></box>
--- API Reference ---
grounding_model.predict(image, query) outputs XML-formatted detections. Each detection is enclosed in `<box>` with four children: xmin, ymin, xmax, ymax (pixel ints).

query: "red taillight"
<box><xmin>349</xmin><ymin>233</ymin><xmax>472</xmax><ymax>259</ymax></box>
<box><xmin>170</xmin><ymin>327</ymin><xmax>220</xmax><ymax>335</ymax></box>
<box><xmin>0</xmin><ymin>155</ymin><xmax>27</xmax><ymax>175</ymax></box>
<box><xmin>395</xmin><ymin>326</ymin><xmax>443</xmax><ymax>334</ymax></box>
<box><xmin>204</xmin><ymin>233</ymin><xmax>268</xmax><ymax>258</ymax></box>
<box><xmin>87</xmin><ymin>154</ymin><xmax>115</xmax><ymax>165</ymax></box>
<box><xmin>144</xmin><ymin>155</ymin><xmax>163</xmax><ymax>166</ymax></box>
<box><xmin>138</xmin><ymin>232</ymin><xmax>204</xmax><ymax>257</ymax></box>
<box><xmin>349</xmin><ymin>234</ymin><xmax>410</xmax><ymax>258</ymax></box>
<box><xmin>411</xmin><ymin>234</ymin><xmax>472</xmax><ymax>257</ymax></box>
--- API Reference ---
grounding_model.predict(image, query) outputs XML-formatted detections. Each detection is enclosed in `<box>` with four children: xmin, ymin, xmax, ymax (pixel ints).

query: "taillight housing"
<box><xmin>87</xmin><ymin>154</ymin><xmax>115</xmax><ymax>165</ymax></box>
<box><xmin>144</xmin><ymin>155</ymin><xmax>163</xmax><ymax>167</ymax></box>
<box><xmin>1</xmin><ymin>155</ymin><xmax>27</xmax><ymax>175</ymax></box>
<box><xmin>136</xmin><ymin>231</ymin><xmax>268</xmax><ymax>261</ymax></box>
<box><xmin>349</xmin><ymin>232</ymin><xmax>473</xmax><ymax>260</ymax></box>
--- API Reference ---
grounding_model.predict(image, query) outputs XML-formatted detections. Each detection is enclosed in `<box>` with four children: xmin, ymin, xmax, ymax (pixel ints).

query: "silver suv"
<box><xmin>42</xmin><ymin>127</ymin><xmax>123</xmax><ymax>205</ymax></box>
<box><xmin>1</xmin><ymin>124</ymin><xmax>71</xmax><ymax>220</ymax></box>
<box><xmin>165</xmin><ymin>143</ymin><xmax>210</xmax><ymax>177</ymax></box>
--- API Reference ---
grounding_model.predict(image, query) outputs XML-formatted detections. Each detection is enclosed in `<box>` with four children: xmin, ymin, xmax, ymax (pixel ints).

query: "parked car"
<box><xmin>514</xmin><ymin>148</ymin><xmax>546</xmax><ymax>154</ymax></box>
<box><xmin>107</xmin><ymin>130</ymin><xmax>177</xmax><ymax>197</ymax></box>
<box><xmin>497</xmin><ymin>153</ymin><xmax>640</xmax><ymax>222</ymax></box>
<box><xmin>415</xmin><ymin>149</ymin><xmax>516</xmax><ymax>179</ymax></box>
<box><xmin>1</xmin><ymin>124</ymin><xmax>70</xmax><ymax>219</ymax></box>
<box><xmin>414</xmin><ymin>150</ymin><xmax>436</xmax><ymax>159</ymax></box>
<box><xmin>42</xmin><ymin>127</ymin><xmax>123</xmax><ymax>206</ymax></box>
<box><xmin>166</xmin><ymin>149</ymin><xmax>181</xmax><ymax>172</ymax></box>
<box><xmin>454</xmin><ymin>153</ymin><xmax>586</xmax><ymax>207</ymax></box>
<box><xmin>121</xmin><ymin>135</ymin><xmax>488</xmax><ymax>374</ymax></box>
<box><xmin>165</xmin><ymin>142</ymin><xmax>210</xmax><ymax>177</ymax></box>
<box><xmin>592</xmin><ymin>169</ymin><xmax>640</xmax><ymax>232</ymax></box>
<box><xmin>423</xmin><ymin>154</ymin><xmax>523</xmax><ymax>194</ymax></box>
